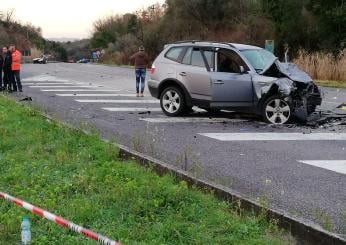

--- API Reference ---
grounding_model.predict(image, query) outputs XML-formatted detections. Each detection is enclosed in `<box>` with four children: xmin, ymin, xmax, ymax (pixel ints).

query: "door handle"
<box><xmin>179</xmin><ymin>72</ymin><xmax>187</xmax><ymax>76</ymax></box>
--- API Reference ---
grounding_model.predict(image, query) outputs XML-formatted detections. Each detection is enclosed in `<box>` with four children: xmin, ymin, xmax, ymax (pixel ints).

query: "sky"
<box><xmin>1</xmin><ymin>0</ymin><xmax>165</xmax><ymax>39</ymax></box>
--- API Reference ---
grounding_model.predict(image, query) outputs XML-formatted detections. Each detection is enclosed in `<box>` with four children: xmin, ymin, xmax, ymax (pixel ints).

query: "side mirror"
<box><xmin>240</xmin><ymin>66</ymin><xmax>245</xmax><ymax>74</ymax></box>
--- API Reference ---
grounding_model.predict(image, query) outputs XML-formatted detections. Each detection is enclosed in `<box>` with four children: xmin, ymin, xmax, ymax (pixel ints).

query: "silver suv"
<box><xmin>148</xmin><ymin>41</ymin><xmax>322</xmax><ymax>124</ymax></box>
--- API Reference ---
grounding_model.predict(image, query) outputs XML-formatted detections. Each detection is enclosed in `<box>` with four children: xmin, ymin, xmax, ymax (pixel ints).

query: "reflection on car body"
<box><xmin>148</xmin><ymin>41</ymin><xmax>322</xmax><ymax>124</ymax></box>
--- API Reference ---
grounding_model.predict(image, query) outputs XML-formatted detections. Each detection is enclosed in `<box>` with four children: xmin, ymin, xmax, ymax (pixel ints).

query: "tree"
<box><xmin>306</xmin><ymin>0</ymin><xmax>346</xmax><ymax>51</ymax></box>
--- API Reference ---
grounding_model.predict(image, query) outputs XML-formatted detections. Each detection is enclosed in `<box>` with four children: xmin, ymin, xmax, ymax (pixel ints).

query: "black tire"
<box><xmin>262</xmin><ymin>95</ymin><xmax>293</xmax><ymax>124</ymax></box>
<box><xmin>160</xmin><ymin>86</ymin><xmax>186</xmax><ymax>117</ymax></box>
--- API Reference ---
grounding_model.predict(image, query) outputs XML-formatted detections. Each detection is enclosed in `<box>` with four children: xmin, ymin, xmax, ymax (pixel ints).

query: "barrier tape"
<box><xmin>0</xmin><ymin>192</ymin><xmax>121</xmax><ymax>245</ymax></box>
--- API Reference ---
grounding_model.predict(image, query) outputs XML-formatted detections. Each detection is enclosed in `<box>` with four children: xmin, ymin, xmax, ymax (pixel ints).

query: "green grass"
<box><xmin>0</xmin><ymin>95</ymin><xmax>294</xmax><ymax>245</ymax></box>
<box><xmin>316</xmin><ymin>80</ymin><xmax>346</xmax><ymax>89</ymax></box>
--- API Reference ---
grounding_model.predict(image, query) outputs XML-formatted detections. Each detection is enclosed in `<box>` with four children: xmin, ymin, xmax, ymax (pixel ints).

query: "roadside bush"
<box><xmin>293</xmin><ymin>50</ymin><xmax>346</xmax><ymax>81</ymax></box>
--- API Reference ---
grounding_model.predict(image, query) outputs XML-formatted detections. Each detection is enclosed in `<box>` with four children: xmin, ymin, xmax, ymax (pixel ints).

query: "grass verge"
<box><xmin>0</xmin><ymin>95</ymin><xmax>294</xmax><ymax>244</ymax></box>
<box><xmin>316</xmin><ymin>80</ymin><xmax>346</xmax><ymax>89</ymax></box>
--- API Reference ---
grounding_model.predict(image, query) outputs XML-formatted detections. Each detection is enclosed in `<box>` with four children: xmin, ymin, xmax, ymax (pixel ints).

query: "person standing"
<box><xmin>130</xmin><ymin>46</ymin><xmax>149</xmax><ymax>97</ymax></box>
<box><xmin>9</xmin><ymin>44</ymin><xmax>23</xmax><ymax>92</ymax></box>
<box><xmin>2</xmin><ymin>46</ymin><xmax>12</xmax><ymax>92</ymax></box>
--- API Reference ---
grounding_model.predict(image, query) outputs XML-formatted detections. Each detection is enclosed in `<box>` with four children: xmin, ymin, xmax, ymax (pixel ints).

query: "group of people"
<box><xmin>0</xmin><ymin>44</ymin><xmax>23</xmax><ymax>92</ymax></box>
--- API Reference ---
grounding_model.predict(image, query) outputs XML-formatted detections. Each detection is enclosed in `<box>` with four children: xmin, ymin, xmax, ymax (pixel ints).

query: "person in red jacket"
<box><xmin>130</xmin><ymin>46</ymin><xmax>149</xmax><ymax>97</ymax></box>
<box><xmin>9</xmin><ymin>44</ymin><xmax>23</xmax><ymax>92</ymax></box>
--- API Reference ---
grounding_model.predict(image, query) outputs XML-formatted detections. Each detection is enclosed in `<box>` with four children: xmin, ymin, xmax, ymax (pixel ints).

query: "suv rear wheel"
<box><xmin>160</xmin><ymin>87</ymin><xmax>186</xmax><ymax>116</ymax></box>
<box><xmin>262</xmin><ymin>95</ymin><xmax>292</xmax><ymax>124</ymax></box>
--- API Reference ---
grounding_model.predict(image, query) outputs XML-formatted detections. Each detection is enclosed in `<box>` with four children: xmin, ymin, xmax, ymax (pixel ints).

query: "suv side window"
<box><xmin>191</xmin><ymin>48</ymin><xmax>205</xmax><ymax>67</ymax></box>
<box><xmin>217</xmin><ymin>49</ymin><xmax>248</xmax><ymax>73</ymax></box>
<box><xmin>165</xmin><ymin>47</ymin><xmax>185</xmax><ymax>62</ymax></box>
<box><xmin>182</xmin><ymin>47</ymin><xmax>192</xmax><ymax>65</ymax></box>
<box><xmin>203</xmin><ymin>50</ymin><xmax>215</xmax><ymax>70</ymax></box>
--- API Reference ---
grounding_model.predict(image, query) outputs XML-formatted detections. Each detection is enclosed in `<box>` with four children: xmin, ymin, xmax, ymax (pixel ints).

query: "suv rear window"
<box><xmin>165</xmin><ymin>47</ymin><xmax>184</xmax><ymax>62</ymax></box>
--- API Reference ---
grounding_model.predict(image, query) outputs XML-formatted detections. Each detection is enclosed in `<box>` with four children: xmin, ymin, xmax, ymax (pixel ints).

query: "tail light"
<box><xmin>150</xmin><ymin>64</ymin><xmax>156</xmax><ymax>75</ymax></box>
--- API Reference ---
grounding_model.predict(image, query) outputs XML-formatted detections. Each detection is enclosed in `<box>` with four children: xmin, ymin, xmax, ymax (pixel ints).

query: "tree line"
<box><xmin>89</xmin><ymin>0</ymin><xmax>345</xmax><ymax>63</ymax></box>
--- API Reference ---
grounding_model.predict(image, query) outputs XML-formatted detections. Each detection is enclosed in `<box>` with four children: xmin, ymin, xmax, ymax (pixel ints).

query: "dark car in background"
<box><xmin>148</xmin><ymin>41</ymin><xmax>322</xmax><ymax>124</ymax></box>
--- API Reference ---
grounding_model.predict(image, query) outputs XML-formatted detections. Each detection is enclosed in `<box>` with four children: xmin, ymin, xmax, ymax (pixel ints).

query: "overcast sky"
<box><xmin>1</xmin><ymin>0</ymin><xmax>165</xmax><ymax>39</ymax></box>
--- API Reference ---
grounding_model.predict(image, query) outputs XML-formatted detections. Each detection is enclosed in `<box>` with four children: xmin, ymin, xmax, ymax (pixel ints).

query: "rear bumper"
<box><xmin>148</xmin><ymin>80</ymin><xmax>160</xmax><ymax>99</ymax></box>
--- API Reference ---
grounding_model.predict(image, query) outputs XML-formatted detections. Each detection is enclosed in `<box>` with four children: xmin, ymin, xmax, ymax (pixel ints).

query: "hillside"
<box><xmin>0</xmin><ymin>9</ymin><xmax>67</xmax><ymax>61</ymax></box>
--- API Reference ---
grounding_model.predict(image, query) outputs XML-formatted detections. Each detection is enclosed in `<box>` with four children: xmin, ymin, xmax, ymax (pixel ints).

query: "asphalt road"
<box><xmin>14</xmin><ymin>63</ymin><xmax>346</xmax><ymax>237</ymax></box>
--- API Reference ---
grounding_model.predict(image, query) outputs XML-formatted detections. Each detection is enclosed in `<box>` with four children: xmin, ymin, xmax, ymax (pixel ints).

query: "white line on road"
<box><xmin>103</xmin><ymin>108</ymin><xmax>162</xmax><ymax>112</ymax></box>
<box><xmin>76</xmin><ymin>99</ymin><xmax>159</xmax><ymax>103</ymax></box>
<box><xmin>298</xmin><ymin>160</ymin><xmax>346</xmax><ymax>175</ymax></box>
<box><xmin>30</xmin><ymin>85</ymin><xmax>102</xmax><ymax>88</ymax></box>
<box><xmin>22</xmin><ymin>75</ymin><xmax>69</xmax><ymax>82</ymax></box>
<box><xmin>199</xmin><ymin>133</ymin><xmax>346</xmax><ymax>141</ymax></box>
<box><xmin>140</xmin><ymin>117</ymin><xmax>246</xmax><ymax>123</ymax></box>
<box><xmin>41</xmin><ymin>89</ymin><xmax>121</xmax><ymax>92</ymax></box>
<box><xmin>56</xmin><ymin>94</ymin><xmax>136</xmax><ymax>97</ymax></box>
<box><xmin>23</xmin><ymin>83</ymin><xmax>74</xmax><ymax>86</ymax></box>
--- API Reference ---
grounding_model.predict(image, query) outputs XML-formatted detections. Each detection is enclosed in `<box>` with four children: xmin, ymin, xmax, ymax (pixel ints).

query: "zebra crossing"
<box><xmin>22</xmin><ymin>75</ymin><xmax>346</xmax><ymax>175</ymax></box>
<box><xmin>22</xmin><ymin>76</ymin><xmax>252</xmax><ymax>125</ymax></box>
<box><xmin>22</xmin><ymin>75</ymin><xmax>202</xmax><ymax>118</ymax></box>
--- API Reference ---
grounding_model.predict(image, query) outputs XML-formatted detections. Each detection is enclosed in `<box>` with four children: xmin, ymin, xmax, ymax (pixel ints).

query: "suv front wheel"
<box><xmin>160</xmin><ymin>87</ymin><xmax>186</xmax><ymax>117</ymax></box>
<box><xmin>262</xmin><ymin>95</ymin><xmax>292</xmax><ymax>124</ymax></box>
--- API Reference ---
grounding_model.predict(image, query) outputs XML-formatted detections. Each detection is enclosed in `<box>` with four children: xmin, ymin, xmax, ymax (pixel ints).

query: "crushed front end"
<box><xmin>290</xmin><ymin>81</ymin><xmax>322</xmax><ymax>121</ymax></box>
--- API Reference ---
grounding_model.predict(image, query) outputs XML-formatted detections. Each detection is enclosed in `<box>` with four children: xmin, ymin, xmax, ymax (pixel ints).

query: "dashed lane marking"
<box><xmin>140</xmin><ymin>117</ymin><xmax>247</xmax><ymax>123</ymax></box>
<box><xmin>30</xmin><ymin>85</ymin><xmax>102</xmax><ymax>88</ymax></box>
<box><xmin>75</xmin><ymin>99</ymin><xmax>159</xmax><ymax>103</ymax></box>
<box><xmin>199</xmin><ymin>133</ymin><xmax>346</xmax><ymax>141</ymax></box>
<box><xmin>298</xmin><ymin>160</ymin><xmax>346</xmax><ymax>175</ymax></box>
<box><xmin>103</xmin><ymin>107</ymin><xmax>162</xmax><ymax>112</ymax></box>
<box><xmin>41</xmin><ymin>89</ymin><xmax>121</xmax><ymax>92</ymax></box>
<box><xmin>56</xmin><ymin>94</ymin><xmax>137</xmax><ymax>97</ymax></box>
<box><xmin>23</xmin><ymin>83</ymin><xmax>74</xmax><ymax>86</ymax></box>
<box><xmin>22</xmin><ymin>75</ymin><xmax>69</xmax><ymax>82</ymax></box>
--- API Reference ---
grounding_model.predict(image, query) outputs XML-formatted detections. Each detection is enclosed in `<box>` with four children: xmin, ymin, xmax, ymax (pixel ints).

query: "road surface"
<box><xmin>15</xmin><ymin>63</ymin><xmax>346</xmax><ymax>237</ymax></box>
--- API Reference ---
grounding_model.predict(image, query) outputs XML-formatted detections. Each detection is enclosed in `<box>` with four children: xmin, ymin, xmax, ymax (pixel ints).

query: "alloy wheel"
<box><xmin>265</xmin><ymin>98</ymin><xmax>291</xmax><ymax>124</ymax></box>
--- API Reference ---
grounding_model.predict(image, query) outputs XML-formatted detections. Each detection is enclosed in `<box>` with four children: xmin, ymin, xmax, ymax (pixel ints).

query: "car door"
<box><xmin>175</xmin><ymin>47</ymin><xmax>212</xmax><ymax>101</ymax></box>
<box><xmin>210</xmin><ymin>48</ymin><xmax>253</xmax><ymax>107</ymax></box>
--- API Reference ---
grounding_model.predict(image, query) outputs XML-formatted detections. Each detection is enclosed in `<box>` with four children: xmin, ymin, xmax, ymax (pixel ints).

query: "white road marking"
<box><xmin>199</xmin><ymin>133</ymin><xmax>346</xmax><ymax>141</ymax></box>
<box><xmin>298</xmin><ymin>160</ymin><xmax>346</xmax><ymax>175</ymax></box>
<box><xmin>103</xmin><ymin>108</ymin><xmax>162</xmax><ymax>112</ymax></box>
<box><xmin>324</xmin><ymin>101</ymin><xmax>341</xmax><ymax>105</ymax></box>
<box><xmin>75</xmin><ymin>99</ymin><xmax>159</xmax><ymax>103</ymax></box>
<box><xmin>23</xmin><ymin>83</ymin><xmax>74</xmax><ymax>86</ymax></box>
<box><xmin>56</xmin><ymin>94</ymin><xmax>136</xmax><ymax>97</ymax></box>
<box><xmin>140</xmin><ymin>118</ymin><xmax>246</xmax><ymax>123</ymax></box>
<box><xmin>41</xmin><ymin>89</ymin><xmax>121</xmax><ymax>92</ymax></box>
<box><xmin>22</xmin><ymin>75</ymin><xmax>69</xmax><ymax>82</ymax></box>
<box><xmin>30</xmin><ymin>85</ymin><xmax>102</xmax><ymax>88</ymax></box>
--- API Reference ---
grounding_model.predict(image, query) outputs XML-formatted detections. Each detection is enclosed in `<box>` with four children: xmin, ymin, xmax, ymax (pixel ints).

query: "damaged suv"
<box><xmin>148</xmin><ymin>41</ymin><xmax>322</xmax><ymax>124</ymax></box>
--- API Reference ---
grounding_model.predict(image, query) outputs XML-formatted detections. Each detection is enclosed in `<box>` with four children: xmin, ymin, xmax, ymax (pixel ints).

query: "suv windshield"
<box><xmin>241</xmin><ymin>49</ymin><xmax>276</xmax><ymax>73</ymax></box>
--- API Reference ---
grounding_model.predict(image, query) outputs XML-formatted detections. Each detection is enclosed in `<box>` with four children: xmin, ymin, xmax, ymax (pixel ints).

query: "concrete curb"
<box><xmin>117</xmin><ymin>144</ymin><xmax>346</xmax><ymax>245</ymax></box>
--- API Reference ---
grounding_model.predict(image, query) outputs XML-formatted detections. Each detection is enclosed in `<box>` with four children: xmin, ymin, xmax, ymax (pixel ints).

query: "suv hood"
<box><xmin>261</xmin><ymin>59</ymin><xmax>312</xmax><ymax>83</ymax></box>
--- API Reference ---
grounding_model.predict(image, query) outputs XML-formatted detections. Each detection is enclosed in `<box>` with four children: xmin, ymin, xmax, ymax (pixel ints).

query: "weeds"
<box><xmin>293</xmin><ymin>50</ymin><xmax>346</xmax><ymax>82</ymax></box>
<box><xmin>0</xmin><ymin>96</ymin><xmax>292</xmax><ymax>244</ymax></box>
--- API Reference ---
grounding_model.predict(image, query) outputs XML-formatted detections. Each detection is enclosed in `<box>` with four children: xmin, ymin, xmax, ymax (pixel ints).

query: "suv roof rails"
<box><xmin>170</xmin><ymin>40</ymin><xmax>236</xmax><ymax>49</ymax></box>
<box><xmin>173</xmin><ymin>40</ymin><xmax>201</xmax><ymax>44</ymax></box>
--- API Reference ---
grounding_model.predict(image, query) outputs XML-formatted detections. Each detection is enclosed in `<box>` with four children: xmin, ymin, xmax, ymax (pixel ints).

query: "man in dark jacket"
<box><xmin>2</xmin><ymin>47</ymin><xmax>12</xmax><ymax>92</ymax></box>
<box><xmin>130</xmin><ymin>46</ymin><xmax>149</xmax><ymax>97</ymax></box>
